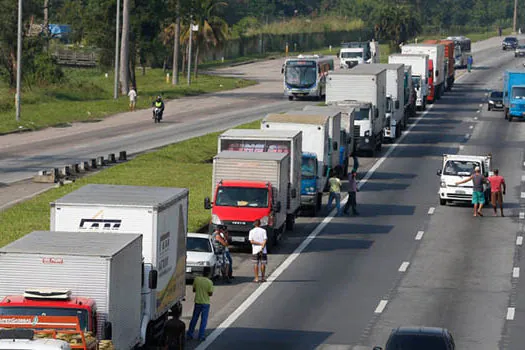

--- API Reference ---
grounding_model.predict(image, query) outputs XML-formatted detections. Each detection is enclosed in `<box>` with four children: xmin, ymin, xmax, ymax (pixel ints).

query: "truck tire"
<box><xmin>439</xmin><ymin>198</ymin><xmax>447</xmax><ymax>206</ymax></box>
<box><xmin>509</xmin><ymin>115</ymin><xmax>513</xmax><ymax>122</ymax></box>
<box><xmin>288</xmin><ymin>96</ymin><xmax>294</xmax><ymax>101</ymax></box>
<box><xmin>285</xmin><ymin>214</ymin><xmax>295</xmax><ymax>231</ymax></box>
<box><xmin>504</xmin><ymin>108</ymin><xmax>508</xmax><ymax>119</ymax></box>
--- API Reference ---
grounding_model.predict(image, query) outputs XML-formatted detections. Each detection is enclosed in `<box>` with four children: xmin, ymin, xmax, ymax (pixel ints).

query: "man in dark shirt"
<box><xmin>163</xmin><ymin>305</ymin><xmax>186</xmax><ymax>350</ymax></box>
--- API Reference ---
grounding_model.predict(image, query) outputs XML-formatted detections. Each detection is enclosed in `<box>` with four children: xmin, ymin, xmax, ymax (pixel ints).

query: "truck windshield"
<box><xmin>187</xmin><ymin>237</ymin><xmax>212</xmax><ymax>253</ymax></box>
<box><xmin>512</xmin><ymin>87</ymin><xmax>525</xmax><ymax>99</ymax></box>
<box><xmin>443</xmin><ymin>160</ymin><xmax>480</xmax><ymax>176</ymax></box>
<box><xmin>412</xmin><ymin>76</ymin><xmax>421</xmax><ymax>89</ymax></box>
<box><xmin>215</xmin><ymin>187</ymin><xmax>269</xmax><ymax>208</ymax></box>
<box><xmin>0</xmin><ymin>307</ymin><xmax>89</xmax><ymax>331</ymax></box>
<box><xmin>301</xmin><ymin>157</ymin><xmax>317</xmax><ymax>178</ymax></box>
<box><xmin>285</xmin><ymin>61</ymin><xmax>317</xmax><ymax>88</ymax></box>
<box><xmin>354</xmin><ymin>108</ymin><xmax>370</xmax><ymax>121</ymax></box>
<box><xmin>387</xmin><ymin>335</ymin><xmax>447</xmax><ymax>349</ymax></box>
<box><xmin>340</xmin><ymin>52</ymin><xmax>362</xmax><ymax>59</ymax></box>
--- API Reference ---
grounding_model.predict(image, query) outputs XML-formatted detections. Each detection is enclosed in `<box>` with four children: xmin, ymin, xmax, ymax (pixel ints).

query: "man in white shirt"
<box><xmin>128</xmin><ymin>86</ymin><xmax>137</xmax><ymax>111</ymax></box>
<box><xmin>248</xmin><ymin>219</ymin><xmax>267</xmax><ymax>283</ymax></box>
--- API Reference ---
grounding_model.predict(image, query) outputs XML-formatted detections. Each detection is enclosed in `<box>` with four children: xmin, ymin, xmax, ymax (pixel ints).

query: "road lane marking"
<box><xmin>195</xmin><ymin>104</ymin><xmax>437</xmax><ymax>350</ymax></box>
<box><xmin>523</xmin><ymin>161</ymin><xmax>525</xmax><ymax>167</ymax></box>
<box><xmin>520</xmin><ymin>212</ymin><xmax>525</xmax><ymax>219</ymax></box>
<box><xmin>428</xmin><ymin>207</ymin><xmax>435</xmax><ymax>215</ymax></box>
<box><xmin>507</xmin><ymin>307</ymin><xmax>515</xmax><ymax>320</ymax></box>
<box><xmin>517</xmin><ymin>236</ymin><xmax>523</xmax><ymax>246</ymax></box>
<box><xmin>374</xmin><ymin>300</ymin><xmax>389</xmax><ymax>314</ymax></box>
<box><xmin>465</xmin><ymin>133</ymin><xmax>470</xmax><ymax>138</ymax></box>
<box><xmin>459</xmin><ymin>145</ymin><xmax>464</xmax><ymax>150</ymax></box>
<box><xmin>522</xmin><ymin>175</ymin><xmax>525</xmax><ymax>182</ymax></box>
<box><xmin>469</xmin><ymin>125</ymin><xmax>474</xmax><ymax>129</ymax></box>
<box><xmin>476</xmin><ymin>110</ymin><xmax>481</xmax><ymax>113</ymax></box>
<box><xmin>479</xmin><ymin>104</ymin><xmax>483</xmax><ymax>107</ymax></box>
<box><xmin>474</xmin><ymin>116</ymin><xmax>478</xmax><ymax>120</ymax></box>
<box><xmin>521</xmin><ymin>192</ymin><xmax>525</xmax><ymax>199</ymax></box>
<box><xmin>398</xmin><ymin>262</ymin><xmax>410</xmax><ymax>272</ymax></box>
<box><xmin>513</xmin><ymin>267</ymin><xmax>520</xmax><ymax>278</ymax></box>
<box><xmin>415</xmin><ymin>231</ymin><xmax>425</xmax><ymax>240</ymax></box>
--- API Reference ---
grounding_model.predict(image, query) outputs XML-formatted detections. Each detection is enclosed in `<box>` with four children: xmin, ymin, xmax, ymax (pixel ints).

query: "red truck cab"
<box><xmin>0</xmin><ymin>290</ymin><xmax>98</xmax><ymax>335</ymax></box>
<box><xmin>205</xmin><ymin>180</ymin><xmax>279</xmax><ymax>247</ymax></box>
<box><xmin>427</xmin><ymin>59</ymin><xmax>435</xmax><ymax>103</ymax></box>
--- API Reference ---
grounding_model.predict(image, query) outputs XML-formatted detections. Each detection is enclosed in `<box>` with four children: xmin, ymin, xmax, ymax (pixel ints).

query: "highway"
<box><xmin>177</xmin><ymin>38</ymin><xmax>525</xmax><ymax>350</ymax></box>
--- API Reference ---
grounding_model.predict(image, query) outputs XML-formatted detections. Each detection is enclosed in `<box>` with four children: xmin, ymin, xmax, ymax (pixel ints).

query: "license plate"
<box><xmin>456</xmin><ymin>190</ymin><xmax>465</xmax><ymax>194</ymax></box>
<box><xmin>232</xmin><ymin>236</ymin><xmax>245</xmax><ymax>243</ymax></box>
<box><xmin>186</xmin><ymin>267</ymin><xmax>192</xmax><ymax>273</ymax></box>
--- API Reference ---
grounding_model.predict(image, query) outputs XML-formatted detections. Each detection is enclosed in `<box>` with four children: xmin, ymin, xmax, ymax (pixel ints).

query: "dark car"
<box><xmin>488</xmin><ymin>90</ymin><xmax>504</xmax><ymax>111</ymax></box>
<box><xmin>373</xmin><ymin>326</ymin><xmax>455</xmax><ymax>350</ymax></box>
<box><xmin>503</xmin><ymin>36</ymin><xmax>518</xmax><ymax>50</ymax></box>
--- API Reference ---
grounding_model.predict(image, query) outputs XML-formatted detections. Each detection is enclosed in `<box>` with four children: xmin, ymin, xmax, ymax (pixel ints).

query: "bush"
<box><xmin>28</xmin><ymin>53</ymin><xmax>65</xmax><ymax>86</ymax></box>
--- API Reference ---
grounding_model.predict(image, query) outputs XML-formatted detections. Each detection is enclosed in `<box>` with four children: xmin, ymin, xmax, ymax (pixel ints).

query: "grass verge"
<box><xmin>0</xmin><ymin>69</ymin><xmax>256</xmax><ymax>134</ymax></box>
<box><xmin>0</xmin><ymin>119</ymin><xmax>261</xmax><ymax>247</ymax></box>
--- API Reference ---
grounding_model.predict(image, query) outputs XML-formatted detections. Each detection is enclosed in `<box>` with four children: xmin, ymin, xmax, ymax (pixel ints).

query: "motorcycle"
<box><xmin>153</xmin><ymin>107</ymin><xmax>162</xmax><ymax>123</ymax></box>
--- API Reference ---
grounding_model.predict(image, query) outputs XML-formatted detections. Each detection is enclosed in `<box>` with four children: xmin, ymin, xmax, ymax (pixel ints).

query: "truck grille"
<box><xmin>353</xmin><ymin>125</ymin><xmax>361</xmax><ymax>144</ymax></box>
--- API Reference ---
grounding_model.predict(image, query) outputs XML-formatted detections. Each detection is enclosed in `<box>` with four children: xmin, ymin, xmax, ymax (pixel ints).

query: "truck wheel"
<box><xmin>488</xmin><ymin>105</ymin><xmax>492</xmax><ymax>111</ymax></box>
<box><xmin>509</xmin><ymin>115</ymin><xmax>513</xmax><ymax>122</ymax></box>
<box><xmin>285</xmin><ymin>214</ymin><xmax>295</xmax><ymax>231</ymax></box>
<box><xmin>288</xmin><ymin>96</ymin><xmax>294</xmax><ymax>101</ymax></box>
<box><xmin>439</xmin><ymin>198</ymin><xmax>447</xmax><ymax>206</ymax></box>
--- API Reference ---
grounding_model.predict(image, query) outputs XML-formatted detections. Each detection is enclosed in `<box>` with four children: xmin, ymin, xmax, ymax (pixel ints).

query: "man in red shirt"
<box><xmin>488</xmin><ymin>169</ymin><xmax>506</xmax><ymax>216</ymax></box>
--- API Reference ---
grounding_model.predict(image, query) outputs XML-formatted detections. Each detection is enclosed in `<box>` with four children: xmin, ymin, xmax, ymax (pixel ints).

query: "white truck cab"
<box><xmin>0</xmin><ymin>330</ymin><xmax>71</xmax><ymax>350</ymax></box>
<box><xmin>437</xmin><ymin>154</ymin><xmax>492</xmax><ymax>205</ymax></box>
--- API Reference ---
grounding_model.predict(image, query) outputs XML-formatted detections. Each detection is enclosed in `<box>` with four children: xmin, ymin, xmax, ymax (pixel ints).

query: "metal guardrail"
<box><xmin>52</xmin><ymin>50</ymin><xmax>98</xmax><ymax>67</ymax></box>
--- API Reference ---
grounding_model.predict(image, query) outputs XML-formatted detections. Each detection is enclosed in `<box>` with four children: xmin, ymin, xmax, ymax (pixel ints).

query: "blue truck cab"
<box><xmin>503</xmin><ymin>70</ymin><xmax>525</xmax><ymax>121</ymax></box>
<box><xmin>301</xmin><ymin>152</ymin><xmax>324</xmax><ymax>216</ymax></box>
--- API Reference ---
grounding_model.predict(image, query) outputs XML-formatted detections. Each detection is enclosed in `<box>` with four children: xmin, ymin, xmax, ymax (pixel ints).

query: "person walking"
<box><xmin>128</xmin><ymin>86</ymin><xmax>137</xmax><ymax>111</ymax></box>
<box><xmin>249</xmin><ymin>219</ymin><xmax>267</xmax><ymax>283</ymax></box>
<box><xmin>351</xmin><ymin>152</ymin><xmax>359</xmax><ymax>172</ymax></box>
<box><xmin>456</xmin><ymin>166</ymin><xmax>486</xmax><ymax>217</ymax></box>
<box><xmin>326</xmin><ymin>170</ymin><xmax>342</xmax><ymax>216</ymax></box>
<box><xmin>467</xmin><ymin>55</ymin><xmax>473</xmax><ymax>73</ymax></box>
<box><xmin>163</xmin><ymin>306</ymin><xmax>186</xmax><ymax>350</ymax></box>
<box><xmin>212</xmin><ymin>225</ymin><xmax>231</xmax><ymax>283</ymax></box>
<box><xmin>343</xmin><ymin>169</ymin><xmax>359</xmax><ymax>216</ymax></box>
<box><xmin>186</xmin><ymin>266</ymin><xmax>214</xmax><ymax>342</ymax></box>
<box><xmin>498</xmin><ymin>26</ymin><xmax>502</xmax><ymax>37</ymax></box>
<box><xmin>488</xmin><ymin>169</ymin><xmax>506</xmax><ymax>216</ymax></box>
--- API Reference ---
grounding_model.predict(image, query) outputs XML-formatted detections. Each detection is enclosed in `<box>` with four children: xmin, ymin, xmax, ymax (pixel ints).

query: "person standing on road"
<box><xmin>456</xmin><ymin>166</ymin><xmax>486</xmax><ymax>217</ymax></box>
<box><xmin>351</xmin><ymin>152</ymin><xmax>359</xmax><ymax>172</ymax></box>
<box><xmin>499</xmin><ymin>26</ymin><xmax>502</xmax><ymax>36</ymax></box>
<box><xmin>249</xmin><ymin>219</ymin><xmax>267</xmax><ymax>283</ymax></box>
<box><xmin>326</xmin><ymin>170</ymin><xmax>342</xmax><ymax>216</ymax></box>
<box><xmin>213</xmin><ymin>225</ymin><xmax>232</xmax><ymax>283</ymax></box>
<box><xmin>128</xmin><ymin>86</ymin><xmax>137</xmax><ymax>111</ymax></box>
<box><xmin>186</xmin><ymin>266</ymin><xmax>214</xmax><ymax>342</ymax></box>
<box><xmin>343</xmin><ymin>169</ymin><xmax>359</xmax><ymax>216</ymax></box>
<box><xmin>488</xmin><ymin>169</ymin><xmax>506</xmax><ymax>216</ymax></box>
<box><xmin>467</xmin><ymin>55</ymin><xmax>473</xmax><ymax>73</ymax></box>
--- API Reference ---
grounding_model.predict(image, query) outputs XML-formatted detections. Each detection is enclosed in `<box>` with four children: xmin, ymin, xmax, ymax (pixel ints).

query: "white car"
<box><xmin>0</xmin><ymin>329</ymin><xmax>71</xmax><ymax>350</ymax></box>
<box><xmin>186</xmin><ymin>233</ymin><xmax>219</xmax><ymax>280</ymax></box>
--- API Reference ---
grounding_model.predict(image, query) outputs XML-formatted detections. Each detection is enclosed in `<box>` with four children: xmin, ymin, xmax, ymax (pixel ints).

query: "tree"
<box><xmin>373</xmin><ymin>1</ymin><xmax>421</xmax><ymax>47</ymax></box>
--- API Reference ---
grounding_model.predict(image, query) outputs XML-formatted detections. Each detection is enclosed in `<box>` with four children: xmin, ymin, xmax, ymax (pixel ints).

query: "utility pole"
<box><xmin>172</xmin><ymin>0</ymin><xmax>180</xmax><ymax>85</ymax></box>
<box><xmin>15</xmin><ymin>0</ymin><xmax>22</xmax><ymax>122</ymax></box>
<box><xmin>187</xmin><ymin>18</ymin><xmax>193</xmax><ymax>86</ymax></box>
<box><xmin>513</xmin><ymin>0</ymin><xmax>518</xmax><ymax>34</ymax></box>
<box><xmin>113</xmin><ymin>0</ymin><xmax>121</xmax><ymax>99</ymax></box>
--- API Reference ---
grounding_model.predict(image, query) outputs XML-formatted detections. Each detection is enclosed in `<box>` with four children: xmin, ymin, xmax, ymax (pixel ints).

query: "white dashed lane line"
<box><xmin>521</xmin><ymin>192</ymin><xmax>525</xmax><ymax>199</ymax></box>
<box><xmin>374</xmin><ymin>300</ymin><xmax>389</xmax><ymax>314</ymax></box>
<box><xmin>519</xmin><ymin>212</ymin><xmax>524</xmax><ymax>220</ymax></box>
<box><xmin>428</xmin><ymin>207</ymin><xmax>435</xmax><ymax>215</ymax></box>
<box><xmin>517</xmin><ymin>236</ymin><xmax>523</xmax><ymax>246</ymax></box>
<box><xmin>415</xmin><ymin>231</ymin><xmax>425</xmax><ymax>240</ymax></box>
<box><xmin>513</xmin><ymin>267</ymin><xmax>520</xmax><ymax>278</ymax></box>
<box><xmin>398</xmin><ymin>262</ymin><xmax>410</xmax><ymax>272</ymax></box>
<box><xmin>469</xmin><ymin>125</ymin><xmax>474</xmax><ymax>129</ymax></box>
<box><xmin>521</xmin><ymin>175</ymin><xmax>525</xmax><ymax>182</ymax></box>
<box><xmin>507</xmin><ymin>307</ymin><xmax>516</xmax><ymax>320</ymax></box>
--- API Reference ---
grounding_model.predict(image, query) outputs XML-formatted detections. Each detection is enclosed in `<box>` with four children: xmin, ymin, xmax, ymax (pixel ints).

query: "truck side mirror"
<box><xmin>395</xmin><ymin>100</ymin><xmax>400</xmax><ymax>109</ymax></box>
<box><xmin>103</xmin><ymin>321</ymin><xmax>112</xmax><ymax>340</ymax></box>
<box><xmin>204</xmin><ymin>197</ymin><xmax>212</xmax><ymax>210</ymax></box>
<box><xmin>437</xmin><ymin>169</ymin><xmax>442</xmax><ymax>176</ymax></box>
<box><xmin>149</xmin><ymin>269</ymin><xmax>158</xmax><ymax>290</ymax></box>
<box><xmin>291</xmin><ymin>188</ymin><xmax>297</xmax><ymax>198</ymax></box>
<box><xmin>333</xmin><ymin>141</ymin><xmax>338</xmax><ymax>150</ymax></box>
<box><xmin>275</xmin><ymin>201</ymin><xmax>281</xmax><ymax>213</ymax></box>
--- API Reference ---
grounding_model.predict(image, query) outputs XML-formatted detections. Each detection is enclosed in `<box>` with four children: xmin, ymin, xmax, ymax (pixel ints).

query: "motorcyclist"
<box><xmin>152</xmin><ymin>95</ymin><xmax>165</xmax><ymax>121</ymax></box>
<box><xmin>212</xmin><ymin>225</ymin><xmax>231</xmax><ymax>283</ymax></box>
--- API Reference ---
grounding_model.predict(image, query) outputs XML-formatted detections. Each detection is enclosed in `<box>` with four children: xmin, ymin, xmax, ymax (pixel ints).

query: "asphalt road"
<box><xmin>181</xmin><ymin>38</ymin><xmax>525</xmax><ymax>350</ymax></box>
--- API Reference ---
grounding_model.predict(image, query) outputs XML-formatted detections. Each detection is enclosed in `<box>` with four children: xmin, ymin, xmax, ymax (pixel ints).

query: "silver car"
<box><xmin>515</xmin><ymin>45</ymin><xmax>525</xmax><ymax>57</ymax></box>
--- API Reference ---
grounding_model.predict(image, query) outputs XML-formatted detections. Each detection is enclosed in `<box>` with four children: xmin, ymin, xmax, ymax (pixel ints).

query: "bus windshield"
<box><xmin>285</xmin><ymin>61</ymin><xmax>317</xmax><ymax>88</ymax></box>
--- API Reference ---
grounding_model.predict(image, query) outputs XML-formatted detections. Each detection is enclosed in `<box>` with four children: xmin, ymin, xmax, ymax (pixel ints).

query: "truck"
<box><xmin>437</xmin><ymin>154</ymin><xmax>492</xmax><ymax>206</ymax></box>
<box><xmin>0</xmin><ymin>231</ymin><xmax>143</xmax><ymax>349</ymax></box>
<box><xmin>0</xmin><ymin>328</ymin><xmax>72</xmax><ymax>350</ymax></box>
<box><xmin>375</xmin><ymin>63</ymin><xmax>406</xmax><ymax>142</ymax></box>
<box><xmin>388</xmin><ymin>53</ymin><xmax>429</xmax><ymax>111</ymax></box>
<box><xmin>446</xmin><ymin>36</ymin><xmax>471</xmax><ymax>68</ymax></box>
<box><xmin>338</xmin><ymin>41</ymin><xmax>380</xmax><ymax>69</ymax></box>
<box><xmin>205</xmin><ymin>151</ymin><xmax>291</xmax><ymax>247</ymax></box>
<box><xmin>49</xmin><ymin>184</ymin><xmax>188</xmax><ymax>346</ymax></box>
<box><xmin>302</xmin><ymin>105</ymin><xmax>356</xmax><ymax>175</ymax></box>
<box><xmin>403</xmin><ymin>65</ymin><xmax>417</xmax><ymax>120</ymax></box>
<box><xmin>261</xmin><ymin>113</ymin><xmax>333</xmax><ymax>214</ymax></box>
<box><xmin>217</xmin><ymin>129</ymin><xmax>302</xmax><ymax>229</ymax></box>
<box><xmin>326</xmin><ymin>64</ymin><xmax>387</xmax><ymax>156</ymax></box>
<box><xmin>503</xmin><ymin>70</ymin><xmax>525</xmax><ymax>121</ymax></box>
<box><xmin>402</xmin><ymin>43</ymin><xmax>445</xmax><ymax>103</ymax></box>
<box><xmin>424</xmin><ymin>39</ymin><xmax>455</xmax><ymax>91</ymax></box>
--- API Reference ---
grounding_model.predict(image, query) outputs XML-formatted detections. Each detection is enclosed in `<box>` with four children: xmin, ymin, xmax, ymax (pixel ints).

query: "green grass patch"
<box><xmin>0</xmin><ymin>119</ymin><xmax>261</xmax><ymax>247</ymax></box>
<box><xmin>0</xmin><ymin>69</ymin><xmax>256</xmax><ymax>134</ymax></box>
<box><xmin>248</xmin><ymin>16</ymin><xmax>365</xmax><ymax>36</ymax></box>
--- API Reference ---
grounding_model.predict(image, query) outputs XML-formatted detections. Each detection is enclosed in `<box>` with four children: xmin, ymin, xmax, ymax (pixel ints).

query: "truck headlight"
<box><xmin>308</xmin><ymin>187</ymin><xmax>315</xmax><ymax>193</ymax></box>
<box><xmin>211</xmin><ymin>214</ymin><xmax>222</xmax><ymax>225</ymax></box>
<box><xmin>364</xmin><ymin>138</ymin><xmax>370</xmax><ymax>143</ymax></box>
<box><xmin>196</xmin><ymin>261</ymin><xmax>211</xmax><ymax>266</ymax></box>
<box><xmin>260</xmin><ymin>216</ymin><xmax>269</xmax><ymax>226</ymax></box>
<box><xmin>364</xmin><ymin>130</ymin><xmax>370</xmax><ymax>136</ymax></box>
<box><xmin>488</xmin><ymin>100</ymin><xmax>494</xmax><ymax>104</ymax></box>
<box><xmin>440</xmin><ymin>181</ymin><xmax>447</xmax><ymax>188</ymax></box>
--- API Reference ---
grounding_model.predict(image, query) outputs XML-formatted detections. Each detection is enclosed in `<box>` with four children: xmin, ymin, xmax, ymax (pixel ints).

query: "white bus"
<box><xmin>446</xmin><ymin>36</ymin><xmax>471</xmax><ymax>68</ymax></box>
<box><xmin>282</xmin><ymin>55</ymin><xmax>334</xmax><ymax>101</ymax></box>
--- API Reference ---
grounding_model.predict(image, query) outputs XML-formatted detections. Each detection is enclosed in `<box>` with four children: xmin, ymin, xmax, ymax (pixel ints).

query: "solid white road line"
<box><xmin>513</xmin><ymin>267</ymin><xmax>520</xmax><ymax>278</ymax></box>
<box><xmin>374</xmin><ymin>300</ymin><xmax>389</xmax><ymax>314</ymax></box>
<box><xmin>507</xmin><ymin>307</ymin><xmax>516</xmax><ymax>320</ymax></box>
<box><xmin>398</xmin><ymin>262</ymin><xmax>410</xmax><ymax>272</ymax></box>
<box><xmin>195</xmin><ymin>105</ymin><xmax>437</xmax><ymax>350</ymax></box>
<box><xmin>415</xmin><ymin>231</ymin><xmax>425</xmax><ymax>240</ymax></box>
<box><xmin>428</xmin><ymin>207</ymin><xmax>435</xmax><ymax>215</ymax></box>
<box><xmin>520</xmin><ymin>212</ymin><xmax>525</xmax><ymax>220</ymax></box>
<box><xmin>517</xmin><ymin>236</ymin><xmax>523</xmax><ymax>246</ymax></box>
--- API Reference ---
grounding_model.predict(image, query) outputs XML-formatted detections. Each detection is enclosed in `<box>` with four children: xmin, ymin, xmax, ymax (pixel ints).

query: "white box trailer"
<box><xmin>217</xmin><ymin>129</ymin><xmax>302</xmax><ymax>222</ymax></box>
<box><xmin>0</xmin><ymin>231</ymin><xmax>143</xmax><ymax>350</ymax></box>
<box><xmin>388</xmin><ymin>53</ymin><xmax>429</xmax><ymax>110</ymax></box>
<box><xmin>375</xmin><ymin>63</ymin><xmax>406</xmax><ymax>141</ymax></box>
<box><xmin>326</xmin><ymin>65</ymin><xmax>387</xmax><ymax>156</ymax></box>
<box><xmin>50</xmin><ymin>184</ymin><xmax>188</xmax><ymax>345</ymax></box>
<box><xmin>402</xmin><ymin>43</ymin><xmax>445</xmax><ymax>102</ymax></box>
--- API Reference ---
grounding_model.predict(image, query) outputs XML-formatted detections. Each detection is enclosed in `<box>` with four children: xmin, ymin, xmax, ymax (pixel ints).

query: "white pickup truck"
<box><xmin>437</xmin><ymin>154</ymin><xmax>492</xmax><ymax>206</ymax></box>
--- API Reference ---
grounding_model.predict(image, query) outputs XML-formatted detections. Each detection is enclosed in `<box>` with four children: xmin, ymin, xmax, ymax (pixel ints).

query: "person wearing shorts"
<box><xmin>249</xmin><ymin>219</ymin><xmax>267</xmax><ymax>283</ymax></box>
<box><xmin>456</xmin><ymin>166</ymin><xmax>486</xmax><ymax>217</ymax></box>
<box><xmin>488</xmin><ymin>169</ymin><xmax>506</xmax><ymax>216</ymax></box>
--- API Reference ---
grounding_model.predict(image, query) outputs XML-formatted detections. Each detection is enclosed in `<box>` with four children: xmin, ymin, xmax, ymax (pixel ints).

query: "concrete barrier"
<box><xmin>108</xmin><ymin>153</ymin><xmax>116</xmax><ymax>163</ymax></box>
<box><xmin>119</xmin><ymin>151</ymin><xmax>127</xmax><ymax>161</ymax></box>
<box><xmin>59</xmin><ymin>166</ymin><xmax>70</xmax><ymax>176</ymax></box>
<box><xmin>79</xmin><ymin>161</ymin><xmax>90</xmax><ymax>172</ymax></box>
<box><xmin>96</xmin><ymin>156</ymin><xmax>105</xmax><ymax>167</ymax></box>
